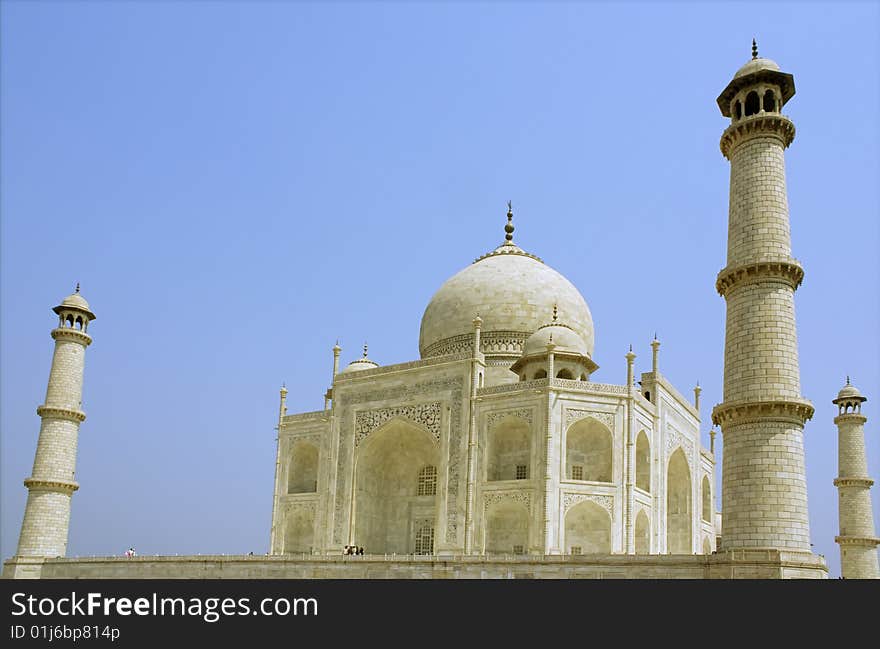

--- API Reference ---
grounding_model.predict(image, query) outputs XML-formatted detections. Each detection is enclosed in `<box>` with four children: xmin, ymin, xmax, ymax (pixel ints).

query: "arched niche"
<box><xmin>635</xmin><ymin>430</ymin><xmax>650</xmax><ymax>492</ymax></box>
<box><xmin>702</xmin><ymin>475</ymin><xmax>712</xmax><ymax>522</ymax></box>
<box><xmin>354</xmin><ymin>419</ymin><xmax>439</xmax><ymax>554</ymax></box>
<box><xmin>635</xmin><ymin>509</ymin><xmax>650</xmax><ymax>555</ymax></box>
<box><xmin>287</xmin><ymin>441</ymin><xmax>319</xmax><ymax>494</ymax></box>
<box><xmin>283</xmin><ymin>508</ymin><xmax>315</xmax><ymax>554</ymax></box>
<box><xmin>564</xmin><ymin>500</ymin><xmax>611</xmax><ymax>554</ymax></box>
<box><xmin>486</xmin><ymin>416</ymin><xmax>531</xmax><ymax>482</ymax></box>
<box><xmin>566</xmin><ymin>417</ymin><xmax>612</xmax><ymax>482</ymax></box>
<box><xmin>666</xmin><ymin>448</ymin><xmax>692</xmax><ymax>554</ymax></box>
<box><xmin>484</xmin><ymin>501</ymin><xmax>529</xmax><ymax>555</ymax></box>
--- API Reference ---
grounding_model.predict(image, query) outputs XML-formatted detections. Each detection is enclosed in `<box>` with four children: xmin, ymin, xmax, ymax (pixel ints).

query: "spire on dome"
<box><xmin>752</xmin><ymin>38</ymin><xmax>758</xmax><ymax>59</ymax></box>
<box><xmin>504</xmin><ymin>201</ymin><xmax>515</xmax><ymax>242</ymax></box>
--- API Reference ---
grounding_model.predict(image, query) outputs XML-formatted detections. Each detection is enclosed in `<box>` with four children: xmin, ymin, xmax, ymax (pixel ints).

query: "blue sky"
<box><xmin>1</xmin><ymin>1</ymin><xmax>877</xmax><ymax>578</ymax></box>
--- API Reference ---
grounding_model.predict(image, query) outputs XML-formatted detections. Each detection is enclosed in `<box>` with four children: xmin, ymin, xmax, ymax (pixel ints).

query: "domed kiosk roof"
<box><xmin>833</xmin><ymin>377</ymin><xmax>866</xmax><ymax>403</ymax></box>
<box><xmin>340</xmin><ymin>344</ymin><xmax>379</xmax><ymax>374</ymax></box>
<box><xmin>52</xmin><ymin>284</ymin><xmax>96</xmax><ymax>320</ymax></box>
<box><xmin>733</xmin><ymin>56</ymin><xmax>781</xmax><ymax>79</ymax></box>
<box><xmin>522</xmin><ymin>322</ymin><xmax>590</xmax><ymax>358</ymax></box>
<box><xmin>418</xmin><ymin>207</ymin><xmax>594</xmax><ymax>359</ymax></box>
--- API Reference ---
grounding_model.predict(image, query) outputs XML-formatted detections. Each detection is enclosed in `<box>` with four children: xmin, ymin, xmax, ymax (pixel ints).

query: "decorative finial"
<box><xmin>549</xmin><ymin>333</ymin><xmax>553</xmax><ymax>344</ymax></box>
<box><xmin>752</xmin><ymin>38</ymin><xmax>758</xmax><ymax>60</ymax></box>
<box><xmin>504</xmin><ymin>201</ymin><xmax>515</xmax><ymax>242</ymax></box>
<box><xmin>281</xmin><ymin>382</ymin><xmax>286</xmax><ymax>390</ymax></box>
<box><xmin>653</xmin><ymin>331</ymin><xmax>658</xmax><ymax>341</ymax></box>
<box><xmin>75</xmin><ymin>282</ymin><xmax>80</xmax><ymax>294</ymax></box>
<box><xmin>846</xmin><ymin>375</ymin><xmax>851</xmax><ymax>385</ymax></box>
<box><xmin>629</xmin><ymin>344</ymin><xmax>633</xmax><ymax>352</ymax></box>
<box><xmin>363</xmin><ymin>342</ymin><xmax>368</xmax><ymax>358</ymax></box>
<box><xmin>552</xmin><ymin>304</ymin><xmax>558</xmax><ymax>323</ymax></box>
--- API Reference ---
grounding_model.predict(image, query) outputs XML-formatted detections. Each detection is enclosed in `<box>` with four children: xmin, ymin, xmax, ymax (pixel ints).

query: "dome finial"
<box><xmin>752</xmin><ymin>38</ymin><xmax>758</xmax><ymax>60</ymax></box>
<box><xmin>846</xmin><ymin>375</ymin><xmax>851</xmax><ymax>385</ymax></box>
<box><xmin>363</xmin><ymin>342</ymin><xmax>368</xmax><ymax>358</ymax></box>
<box><xmin>75</xmin><ymin>282</ymin><xmax>80</xmax><ymax>294</ymax></box>
<box><xmin>552</xmin><ymin>304</ymin><xmax>558</xmax><ymax>323</ymax></box>
<box><xmin>504</xmin><ymin>201</ymin><xmax>515</xmax><ymax>242</ymax></box>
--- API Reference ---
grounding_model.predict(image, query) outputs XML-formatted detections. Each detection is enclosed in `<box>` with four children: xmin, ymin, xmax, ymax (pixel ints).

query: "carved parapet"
<box><xmin>833</xmin><ymin>477</ymin><xmax>875</xmax><ymax>488</ymax></box>
<box><xmin>711</xmin><ymin>397</ymin><xmax>814</xmax><ymax>427</ymax></box>
<box><xmin>36</xmin><ymin>406</ymin><xmax>86</xmax><ymax>423</ymax></box>
<box><xmin>51</xmin><ymin>328</ymin><xmax>92</xmax><ymax>346</ymax></box>
<box><xmin>715</xmin><ymin>259</ymin><xmax>804</xmax><ymax>296</ymax></box>
<box><xmin>23</xmin><ymin>478</ymin><xmax>79</xmax><ymax>494</ymax></box>
<box><xmin>833</xmin><ymin>413</ymin><xmax>867</xmax><ymax>426</ymax></box>
<box><xmin>835</xmin><ymin>536</ymin><xmax>880</xmax><ymax>548</ymax></box>
<box><xmin>720</xmin><ymin>113</ymin><xmax>795</xmax><ymax>158</ymax></box>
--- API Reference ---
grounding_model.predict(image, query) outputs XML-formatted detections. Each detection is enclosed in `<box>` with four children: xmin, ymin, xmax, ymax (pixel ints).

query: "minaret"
<box><xmin>832</xmin><ymin>379</ymin><xmax>879</xmax><ymax>579</ymax></box>
<box><xmin>15</xmin><ymin>286</ymin><xmax>95</xmax><ymax>558</ymax></box>
<box><xmin>711</xmin><ymin>43</ymin><xmax>816</xmax><ymax>552</ymax></box>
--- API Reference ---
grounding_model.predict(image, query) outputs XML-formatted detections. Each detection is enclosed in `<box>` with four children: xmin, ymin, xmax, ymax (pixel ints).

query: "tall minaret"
<box><xmin>832</xmin><ymin>379</ymin><xmax>879</xmax><ymax>579</ymax></box>
<box><xmin>15</xmin><ymin>286</ymin><xmax>95</xmax><ymax>558</ymax></box>
<box><xmin>711</xmin><ymin>42</ymin><xmax>816</xmax><ymax>552</ymax></box>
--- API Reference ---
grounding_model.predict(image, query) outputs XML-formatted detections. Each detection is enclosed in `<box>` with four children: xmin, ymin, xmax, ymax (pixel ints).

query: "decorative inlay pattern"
<box><xmin>483</xmin><ymin>491</ymin><xmax>532</xmax><ymax>513</ymax></box>
<box><xmin>282</xmin><ymin>410</ymin><xmax>329</xmax><ymax>423</ymax></box>
<box><xmin>354</xmin><ymin>402</ymin><xmax>442</xmax><ymax>446</ymax></box>
<box><xmin>487</xmin><ymin>409</ymin><xmax>533</xmax><ymax>429</ymax></box>
<box><xmin>477</xmin><ymin>380</ymin><xmax>627</xmax><ymax>397</ymax></box>
<box><xmin>423</xmin><ymin>331</ymin><xmax>530</xmax><ymax>359</ymax></box>
<box><xmin>565</xmin><ymin>409</ymin><xmax>614</xmax><ymax>432</ymax></box>
<box><xmin>562</xmin><ymin>493</ymin><xmax>613</xmax><ymax>514</ymax></box>
<box><xmin>665</xmin><ymin>425</ymin><xmax>695</xmax><ymax>463</ymax></box>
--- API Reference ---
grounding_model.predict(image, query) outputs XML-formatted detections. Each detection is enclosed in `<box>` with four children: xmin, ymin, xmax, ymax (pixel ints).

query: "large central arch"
<box><xmin>353</xmin><ymin>419</ymin><xmax>439</xmax><ymax>554</ymax></box>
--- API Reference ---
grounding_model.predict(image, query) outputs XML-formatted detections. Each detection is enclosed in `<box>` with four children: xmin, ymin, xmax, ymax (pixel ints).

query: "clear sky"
<box><xmin>1</xmin><ymin>1</ymin><xmax>878</xmax><ymax>578</ymax></box>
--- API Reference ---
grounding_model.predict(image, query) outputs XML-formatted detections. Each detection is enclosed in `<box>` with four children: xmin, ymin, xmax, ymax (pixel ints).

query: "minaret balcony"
<box><xmin>720</xmin><ymin>112</ymin><xmax>795</xmax><ymax>158</ymax></box>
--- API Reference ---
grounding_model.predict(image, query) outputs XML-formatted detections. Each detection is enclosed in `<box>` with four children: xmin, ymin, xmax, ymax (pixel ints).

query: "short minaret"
<box><xmin>711</xmin><ymin>43</ymin><xmax>815</xmax><ymax>553</ymax></box>
<box><xmin>694</xmin><ymin>382</ymin><xmax>702</xmax><ymax>411</ymax></box>
<box><xmin>650</xmin><ymin>334</ymin><xmax>660</xmax><ymax>374</ymax></box>
<box><xmin>832</xmin><ymin>379</ymin><xmax>879</xmax><ymax>579</ymax></box>
<box><xmin>15</xmin><ymin>285</ymin><xmax>95</xmax><ymax>558</ymax></box>
<box><xmin>626</xmin><ymin>345</ymin><xmax>636</xmax><ymax>387</ymax></box>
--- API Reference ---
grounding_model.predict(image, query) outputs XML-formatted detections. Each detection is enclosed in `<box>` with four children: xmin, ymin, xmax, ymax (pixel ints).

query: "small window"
<box><xmin>515</xmin><ymin>465</ymin><xmax>528</xmax><ymax>480</ymax></box>
<box><xmin>534</xmin><ymin>369</ymin><xmax>547</xmax><ymax>380</ymax></box>
<box><xmin>763</xmin><ymin>89</ymin><xmax>775</xmax><ymax>113</ymax></box>
<box><xmin>513</xmin><ymin>545</ymin><xmax>525</xmax><ymax>555</ymax></box>
<box><xmin>556</xmin><ymin>369</ymin><xmax>574</xmax><ymax>379</ymax></box>
<box><xmin>571</xmin><ymin>465</ymin><xmax>583</xmax><ymax>481</ymax></box>
<box><xmin>414</xmin><ymin>523</ymin><xmax>434</xmax><ymax>555</ymax></box>
<box><xmin>418</xmin><ymin>466</ymin><xmax>437</xmax><ymax>496</ymax></box>
<box><xmin>734</xmin><ymin>100</ymin><xmax>742</xmax><ymax>119</ymax></box>
<box><xmin>644</xmin><ymin>391</ymin><xmax>651</xmax><ymax>402</ymax></box>
<box><xmin>570</xmin><ymin>546</ymin><xmax>582</xmax><ymax>555</ymax></box>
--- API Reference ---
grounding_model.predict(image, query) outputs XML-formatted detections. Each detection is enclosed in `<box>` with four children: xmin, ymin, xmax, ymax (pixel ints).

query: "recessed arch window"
<box><xmin>744</xmin><ymin>90</ymin><xmax>760</xmax><ymax>116</ymax></box>
<box><xmin>763</xmin><ymin>89</ymin><xmax>776</xmax><ymax>113</ymax></box>
<box><xmin>418</xmin><ymin>465</ymin><xmax>437</xmax><ymax>496</ymax></box>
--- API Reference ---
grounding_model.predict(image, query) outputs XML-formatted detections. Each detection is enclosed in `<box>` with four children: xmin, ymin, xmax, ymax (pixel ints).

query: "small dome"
<box><xmin>61</xmin><ymin>292</ymin><xmax>91</xmax><ymax>311</ymax></box>
<box><xmin>522</xmin><ymin>323</ymin><xmax>589</xmax><ymax>358</ymax></box>
<box><xmin>734</xmin><ymin>57</ymin><xmax>781</xmax><ymax>79</ymax></box>
<box><xmin>340</xmin><ymin>358</ymin><xmax>379</xmax><ymax>374</ymax></box>
<box><xmin>835</xmin><ymin>380</ymin><xmax>865</xmax><ymax>402</ymax></box>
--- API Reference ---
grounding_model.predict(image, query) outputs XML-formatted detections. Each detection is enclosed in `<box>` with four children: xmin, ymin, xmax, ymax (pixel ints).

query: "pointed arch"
<box><xmin>287</xmin><ymin>441</ymin><xmax>319</xmax><ymax>494</ymax></box>
<box><xmin>564</xmin><ymin>500</ymin><xmax>611</xmax><ymax>554</ymax></box>
<box><xmin>486</xmin><ymin>416</ymin><xmax>531</xmax><ymax>482</ymax></box>
<box><xmin>566</xmin><ymin>417</ymin><xmax>612</xmax><ymax>482</ymax></box>
<box><xmin>485</xmin><ymin>502</ymin><xmax>529</xmax><ymax>555</ymax></box>
<box><xmin>701</xmin><ymin>475</ymin><xmax>712</xmax><ymax>522</ymax></box>
<box><xmin>635</xmin><ymin>430</ymin><xmax>650</xmax><ymax>492</ymax></box>
<box><xmin>354</xmin><ymin>419</ymin><xmax>439</xmax><ymax>554</ymax></box>
<box><xmin>666</xmin><ymin>448</ymin><xmax>692</xmax><ymax>554</ymax></box>
<box><xmin>635</xmin><ymin>509</ymin><xmax>650</xmax><ymax>554</ymax></box>
<box><xmin>283</xmin><ymin>508</ymin><xmax>315</xmax><ymax>554</ymax></box>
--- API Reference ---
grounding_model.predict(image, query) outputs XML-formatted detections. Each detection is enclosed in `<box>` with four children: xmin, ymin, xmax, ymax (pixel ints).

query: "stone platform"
<box><xmin>3</xmin><ymin>550</ymin><xmax>827</xmax><ymax>579</ymax></box>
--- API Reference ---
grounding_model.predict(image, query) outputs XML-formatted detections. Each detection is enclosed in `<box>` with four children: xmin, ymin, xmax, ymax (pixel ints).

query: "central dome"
<box><xmin>419</xmin><ymin>240</ymin><xmax>594</xmax><ymax>359</ymax></box>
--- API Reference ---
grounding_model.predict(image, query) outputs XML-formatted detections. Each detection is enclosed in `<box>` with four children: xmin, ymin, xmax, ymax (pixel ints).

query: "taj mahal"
<box><xmin>3</xmin><ymin>44</ymin><xmax>878</xmax><ymax>580</ymax></box>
